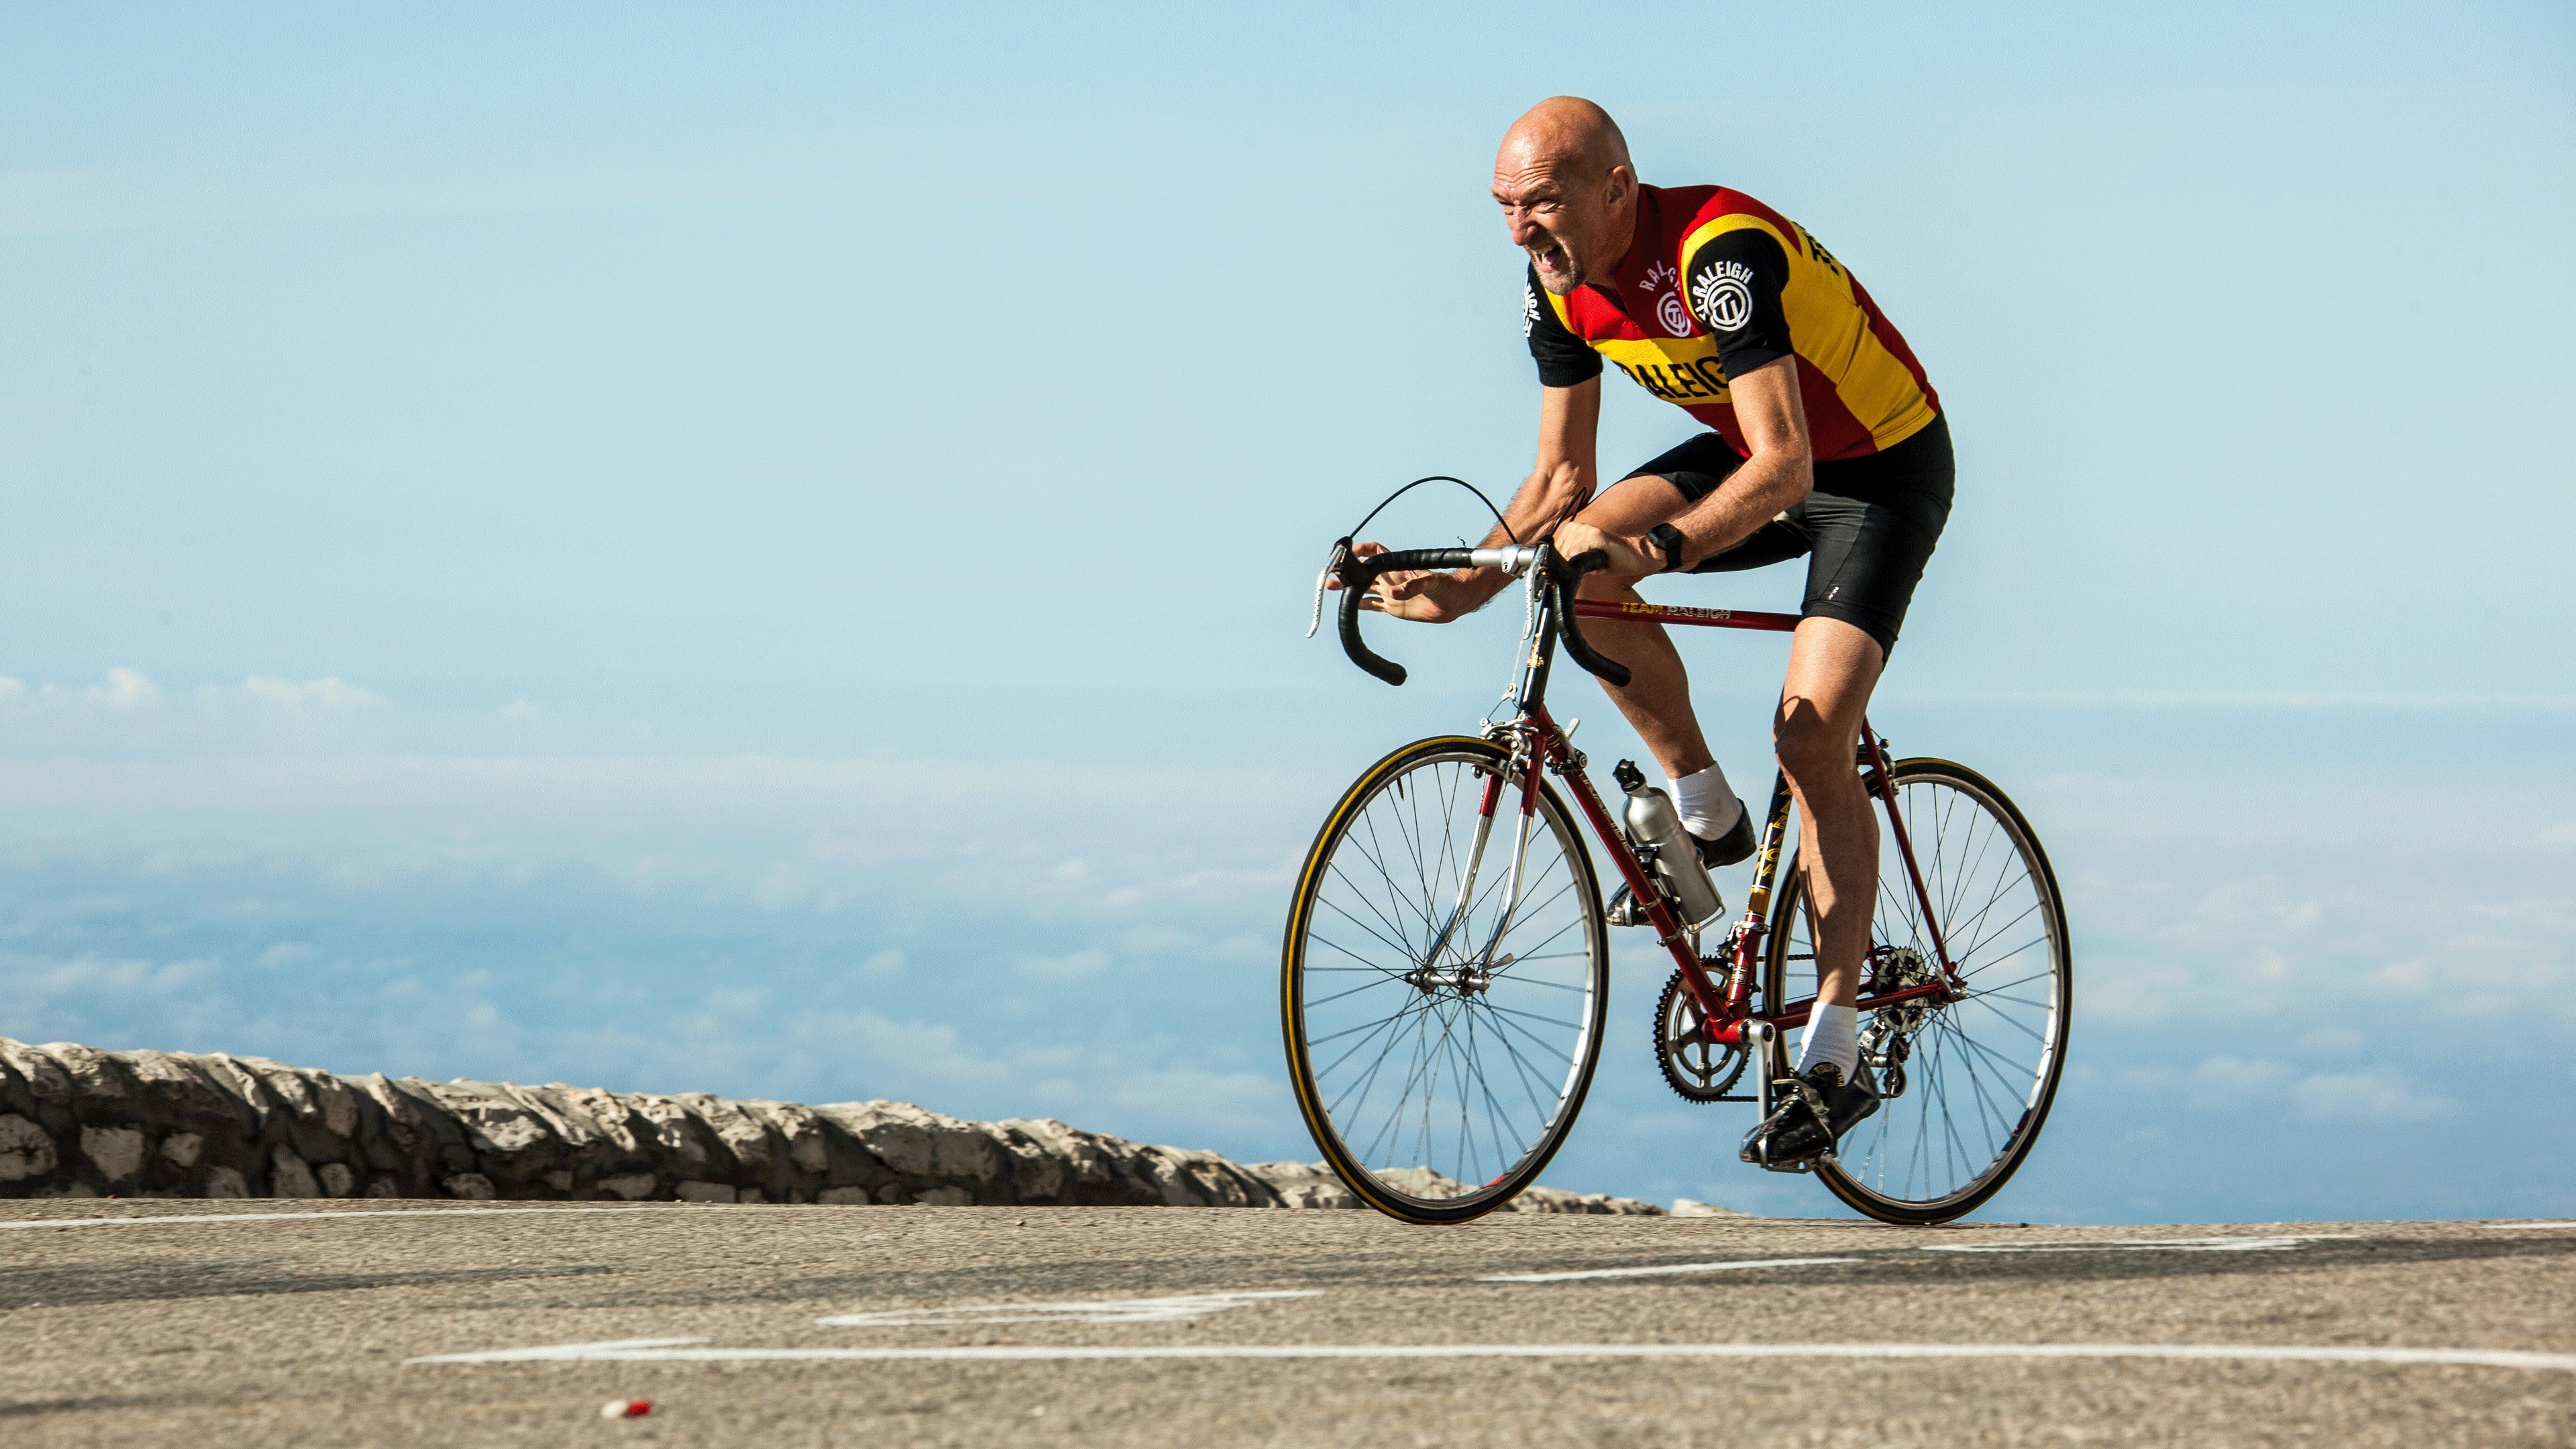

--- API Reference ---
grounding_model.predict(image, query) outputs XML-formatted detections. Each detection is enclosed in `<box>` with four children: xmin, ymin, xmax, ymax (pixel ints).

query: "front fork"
<box><xmin>1423</xmin><ymin>736</ymin><xmax>1540</xmax><ymax>972</ymax></box>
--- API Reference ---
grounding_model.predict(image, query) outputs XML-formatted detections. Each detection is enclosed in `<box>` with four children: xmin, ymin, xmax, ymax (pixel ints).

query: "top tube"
<box><xmin>1570</xmin><ymin>598</ymin><xmax>1802</xmax><ymax>632</ymax></box>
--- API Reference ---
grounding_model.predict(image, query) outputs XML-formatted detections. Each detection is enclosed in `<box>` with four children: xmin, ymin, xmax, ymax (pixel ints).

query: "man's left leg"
<box><xmin>1743</xmin><ymin>615</ymin><xmax>1888</xmax><ymax>1165</ymax></box>
<box><xmin>1776</xmin><ymin>615</ymin><xmax>1886</xmax><ymax>1021</ymax></box>
<box><xmin>1737</xmin><ymin>422</ymin><xmax>1951</xmax><ymax>1165</ymax></box>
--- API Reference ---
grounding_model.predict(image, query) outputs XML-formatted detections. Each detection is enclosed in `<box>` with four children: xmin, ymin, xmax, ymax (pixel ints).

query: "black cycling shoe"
<box><xmin>1739</xmin><ymin>1061</ymin><xmax>1881</xmax><ymax>1168</ymax></box>
<box><xmin>1690</xmin><ymin>807</ymin><xmax>1758</xmax><ymax>869</ymax></box>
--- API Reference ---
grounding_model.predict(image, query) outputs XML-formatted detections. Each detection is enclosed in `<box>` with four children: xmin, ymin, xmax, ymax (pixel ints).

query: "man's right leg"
<box><xmin>1565</xmin><ymin>476</ymin><xmax>1748</xmax><ymax>852</ymax></box>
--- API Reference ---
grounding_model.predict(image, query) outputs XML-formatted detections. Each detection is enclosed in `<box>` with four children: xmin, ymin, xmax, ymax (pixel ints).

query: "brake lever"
<box><xmin>1305</xmin><ymin>537</ymin><xmax>1351</xmax><ymax>639</ymax></box>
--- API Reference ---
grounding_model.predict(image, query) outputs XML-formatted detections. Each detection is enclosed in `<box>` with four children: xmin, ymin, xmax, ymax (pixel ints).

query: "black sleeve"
<box><xmin>1682</xmin><ymin>227</ymin><xmax>1792</xmax><ymax>378</ymax></box>
<box><xmin>1523</xmin><ymin>267</ymin><xmax>1602</xmax><ymax>387</ymax></box>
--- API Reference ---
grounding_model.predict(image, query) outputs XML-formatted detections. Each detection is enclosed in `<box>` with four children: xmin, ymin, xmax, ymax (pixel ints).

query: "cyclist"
<box><xmin>1347</xmin><ymin>97</ymin><xmax>1953</xmax><ymax>1167</ymax></box>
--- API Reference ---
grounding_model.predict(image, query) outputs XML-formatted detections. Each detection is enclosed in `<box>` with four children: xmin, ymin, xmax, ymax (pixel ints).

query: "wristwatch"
<box><xmin>1645</xmin><ymin>523</ymin><xmax>1688</xmax><ymax>574</ymax></box>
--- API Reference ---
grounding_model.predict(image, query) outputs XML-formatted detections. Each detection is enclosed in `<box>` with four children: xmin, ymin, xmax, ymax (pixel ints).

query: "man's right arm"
<box><xmin>1358</xmin><ymin>376</ymin><xmax>1601</xmax><ymax>621</ymax></box>
<box><xmin>1358</xmin><ymin>269</ymin><xmax>1607</xmax><ymax>621</ymax></box>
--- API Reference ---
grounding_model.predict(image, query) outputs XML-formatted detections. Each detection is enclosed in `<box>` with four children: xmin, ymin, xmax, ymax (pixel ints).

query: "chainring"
<box><xmin>1653</xmin><ymin>969</ymin><xmax>1746</xmax><ymax>1103</ymax></box>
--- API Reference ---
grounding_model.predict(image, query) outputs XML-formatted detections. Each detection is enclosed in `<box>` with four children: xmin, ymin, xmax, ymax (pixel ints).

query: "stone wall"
<box><xmin>0</xmin><ymin>1038</ymin><xmax>1662</xmax><ymax>1214</ymax></box>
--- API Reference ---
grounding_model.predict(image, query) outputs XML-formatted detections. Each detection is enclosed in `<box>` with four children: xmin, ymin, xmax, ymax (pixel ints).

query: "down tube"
<box><xmin>1531</xmin><ymin>707</ymin><xmax>1716</xmax><ymax>1002</ymax></box>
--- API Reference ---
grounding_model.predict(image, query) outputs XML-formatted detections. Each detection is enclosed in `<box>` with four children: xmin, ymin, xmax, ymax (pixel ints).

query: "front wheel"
<box><xmin>1282</xmin><ymin>736</ymin><xmax>1610</xmax><ymax>1224</ymax></box>
<box><xmin>1763</xmin><ymin>757</ymin><xmax>2071</xmax><ymax>1224</ymax></box>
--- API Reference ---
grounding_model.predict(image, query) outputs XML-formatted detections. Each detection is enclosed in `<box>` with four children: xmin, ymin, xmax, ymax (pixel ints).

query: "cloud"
<box><xmin>2192</xmin><ymin>1055</ymin><xmax>2288</xmax><ymax>1089</ymax></box>
<box><xmin>2294</xmin><ymin>1070</ymin><xmax>2455</xmax><ymax>1123</ymax></box>
<box><xmin>2188</xmin><ymin>1055</ymin><xmax>2289</xmax><ymax>1108</ymax></box>
<box><xmin>0</xmin><ymin>667</ymin><xmax>169</xmax><ymax>710</ymax></box>
<box><xmin>239</xmin><ymin>676</ymin><xmax>384</xmax><ymax>708</ymax></box>
<box><xmin>0</xmin><ymin>669</ymin><xmax>391</xmax><ymax>724</ymax></box>
<box><xmin>0</xmin><ymin>951</ymin><xmax>217</xmax><ymax>1008</ymax></box>
<box><xmin>100</xmin><ymin>668</ymin><xmax>159</xmax><ymax>709</ymax></box>
<box><xmin>2371</xmin><ymin>958</ymin><xmax>2433</xmax><ymax>991</ymax></box>
<box><xmin>1022</xmin><ymin>949</ymin><xmax>1112</xmax><ymax>979</ymax></box>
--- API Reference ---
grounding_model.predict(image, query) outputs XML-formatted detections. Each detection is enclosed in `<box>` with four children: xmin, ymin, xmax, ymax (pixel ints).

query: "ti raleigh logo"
<box><xmin>1522</xmin><ymin>281</ymin><xmax>1541</xmax><ymax>339</ymax></box>
<box><xmin>1693</xmin><ymin>260</ymin><xmax>1756</xmax><ymax>333</ymax></box>
<box><xmin>1638</xmin><ymin>260</ymin><xmax>1691</xmax><ymax>337</ymax></box>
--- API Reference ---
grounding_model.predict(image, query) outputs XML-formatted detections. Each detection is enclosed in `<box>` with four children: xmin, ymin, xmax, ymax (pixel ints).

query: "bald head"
<box><xmin>1494</xmin><ymin>97</ymin><xmax>1638</xmax><ymax>295</ymax></box>
<box><xmin>1498</xmin><ymin>97</ymin><xmax>1631</xmax><ymax>184</ymax></box>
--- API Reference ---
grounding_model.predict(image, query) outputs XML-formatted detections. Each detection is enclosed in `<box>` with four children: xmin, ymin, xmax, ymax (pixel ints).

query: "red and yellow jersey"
<box><xmin>1524</xmin><ymin>183</ymin><xmax>1939</xmax><ymax>462</ymax></box>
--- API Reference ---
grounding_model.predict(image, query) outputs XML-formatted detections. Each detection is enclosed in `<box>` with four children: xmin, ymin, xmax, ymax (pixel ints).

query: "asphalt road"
<box><xmin>2</xmin><ymin>1200</ymin><xmax>2571</xmax><ymax>1447</ymax></box>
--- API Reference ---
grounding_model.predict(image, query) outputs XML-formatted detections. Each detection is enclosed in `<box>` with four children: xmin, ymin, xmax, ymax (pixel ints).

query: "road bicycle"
<box><xmin>1281</xmin><ymin>539</ymin><xmax>2069</xmax><ymax>1226</ymax></box>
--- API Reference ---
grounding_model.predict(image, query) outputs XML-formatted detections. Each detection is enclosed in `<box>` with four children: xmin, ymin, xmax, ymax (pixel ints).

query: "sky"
<box><xmin>3</xmin><ymin>2</ymin><xmax>2571</xmax><ymax>1223</ymax></box>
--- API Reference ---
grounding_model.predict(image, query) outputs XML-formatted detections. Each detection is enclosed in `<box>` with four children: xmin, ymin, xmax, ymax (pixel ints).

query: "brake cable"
<box><xmin>1305</xmin><ymin>476</ymin><xmax>1516</xmax><ymax>638</ymax></box>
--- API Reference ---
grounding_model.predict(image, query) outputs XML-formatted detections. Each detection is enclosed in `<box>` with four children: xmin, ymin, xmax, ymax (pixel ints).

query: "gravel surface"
<box><xmin>3</xmin><ymin>1200</ymin><xmax>2571</xmax><ymax>1446</ymax></box>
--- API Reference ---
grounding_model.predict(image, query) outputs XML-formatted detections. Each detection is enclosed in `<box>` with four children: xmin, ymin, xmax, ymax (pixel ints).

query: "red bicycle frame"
<box><xmin>1483</xmin><ymin>597</ymin><xmax>1964</xmax><ymax>1064</ymax></box>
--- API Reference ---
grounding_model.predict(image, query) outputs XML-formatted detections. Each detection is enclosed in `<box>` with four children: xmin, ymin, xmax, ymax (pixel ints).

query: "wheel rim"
<box><xmin>1772</xmin><ymin>765</ymin><xmax>2067</xmax><ymax>1214</ymax></box>
<box><xmin>1289</xmin><ymin>746</ymin><xmax>1605</xmax><ymax>1208</ymax></box>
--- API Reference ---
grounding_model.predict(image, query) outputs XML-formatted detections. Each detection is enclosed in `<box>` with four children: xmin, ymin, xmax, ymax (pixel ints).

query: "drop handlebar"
<box><xmin>1333</xmin><ymin>543</ymin><xmax>1632</xmax><ymax>690</ymax></box>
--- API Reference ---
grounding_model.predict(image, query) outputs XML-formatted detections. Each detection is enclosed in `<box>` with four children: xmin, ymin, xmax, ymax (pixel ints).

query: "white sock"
<box><xmin>1671</xmin><ymin>763</ymin><xmax>1745</xmax><ymax>841</ymax></box>
<box><xmin>1796</xmin><ymin>1003</ymin><xmax>1860</xmax><ymax>1080</ymax></box>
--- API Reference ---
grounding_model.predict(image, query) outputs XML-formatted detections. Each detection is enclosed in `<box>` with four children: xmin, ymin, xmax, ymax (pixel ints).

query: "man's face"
<box><xmin>1494</xmin><ymin>145</ymin><xmax>1631</xmax><ymax>295</ymax></box>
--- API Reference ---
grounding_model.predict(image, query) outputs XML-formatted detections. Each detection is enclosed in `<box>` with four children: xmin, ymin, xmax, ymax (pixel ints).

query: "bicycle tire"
<box><xmin>1762</xmin><ymin>757</ymin><xmax>2070</xmax><ymax>1224</ymax></box>
<box><xmin>1281</xmin><ymin>735</ymin><xmax>1610</xmax><ymax>1225</ymax></box>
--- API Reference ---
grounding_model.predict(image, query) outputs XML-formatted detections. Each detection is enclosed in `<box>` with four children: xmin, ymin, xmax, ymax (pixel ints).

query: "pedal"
<box><xmin>1739</xmin><ymin>1071</ymin><xmax>1836</xmax><ymax>1173</ymax></box>
<box><xmin>1739</xmin><ymin>1132</ymin><xmax>1819</xmax><ymax>1174</ymax></box>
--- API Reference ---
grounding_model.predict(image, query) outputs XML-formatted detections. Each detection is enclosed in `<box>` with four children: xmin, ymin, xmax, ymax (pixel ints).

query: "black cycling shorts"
<box><xmin>1623</xmin><ymin>413</ymin><xmax>1953</xmax><ymax>655</ymax></box>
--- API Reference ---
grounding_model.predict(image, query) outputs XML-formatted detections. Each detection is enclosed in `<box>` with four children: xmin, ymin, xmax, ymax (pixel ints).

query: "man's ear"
<box><xmin>1604</xmin><ymin>164</ymin><xmax>1635</xmax><ymax>207</ymax></box>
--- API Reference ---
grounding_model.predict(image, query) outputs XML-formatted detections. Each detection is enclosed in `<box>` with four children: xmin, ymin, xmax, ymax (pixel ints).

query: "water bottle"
<box><xmin>1614</xmin><ymin>759</ymin><xmax>1725</xmax><ymax>927</ymax></box>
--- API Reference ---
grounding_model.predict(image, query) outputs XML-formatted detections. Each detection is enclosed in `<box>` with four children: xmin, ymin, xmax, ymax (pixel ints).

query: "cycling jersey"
<box><xmin>1524</xmin><ymin>184</ymin><xmax>1939</xmax><ymax>462</ymax></box>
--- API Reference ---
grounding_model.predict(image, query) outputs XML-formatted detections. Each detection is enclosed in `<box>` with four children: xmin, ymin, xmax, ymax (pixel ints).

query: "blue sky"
<box><xmin>3</xmin><ymin>3</ymin><xmax>2571</xmax><ymax>1222</ymax></box>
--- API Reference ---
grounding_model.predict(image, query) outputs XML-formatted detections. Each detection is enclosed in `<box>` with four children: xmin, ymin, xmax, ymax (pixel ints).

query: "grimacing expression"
<box><xmin>1495</xmin><ymin>153</ymin><xmax>1627</xmax><ymax>294</ymax></box>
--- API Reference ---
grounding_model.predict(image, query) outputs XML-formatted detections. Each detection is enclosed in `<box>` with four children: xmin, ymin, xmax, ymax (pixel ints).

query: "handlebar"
<box><xmin>1334</xmin><ymin>543</ymin><xmax>1631</xmax><ymax>690</ymax></box>
<box><xmin>1548</xmin><ymin>550</ymin><xmax>1633</xmax><ymax>689</ymax></box>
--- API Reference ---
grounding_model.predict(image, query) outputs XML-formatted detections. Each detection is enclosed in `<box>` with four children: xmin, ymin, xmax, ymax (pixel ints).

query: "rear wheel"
<box><xmin>1282</xmin><ymin>736</ymin><xmax>1610</xmax><ymax>1224</ymax></box>
<box><xmin>1762</xmin><ymin>757</ymin><xmax>2070</xmax><ymax>1224</ymax></box>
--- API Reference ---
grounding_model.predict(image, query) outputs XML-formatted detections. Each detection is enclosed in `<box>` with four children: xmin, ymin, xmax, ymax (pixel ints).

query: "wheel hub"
<box><xmin>1405</xmin><ymin>955</ymin><xmax>1507</xmax><ymax>999</ymax></box>
<box><xmin>1866</xmin><ymin>946</ymin><xmax>1937</xmax><ymax>1033</ymax></box>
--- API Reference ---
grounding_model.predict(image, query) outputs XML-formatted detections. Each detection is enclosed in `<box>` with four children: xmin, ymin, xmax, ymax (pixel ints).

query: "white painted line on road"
<box><xmin>1479</xmin><ymin>1257</ymin><xmax>1860</xmax><ymax>1283</ymax></box>
<box><xmin>818</xmin><ymin>1292</ymin><xmax>1320</xmax><ymax>1327</ymax></box>
<box><xmin>1923</xmin><ymin>1235</ymin><xmax>2355</xmax><ymax>1254</ymax></box>
<box><xmin>0</xmin><ymin>1206</ymin><xmax>676</xmax><ymax>1231</ymax></box>
<box><xmin>2488</xmin><ymin>1221</ymin><xmax>2576</xmax><ymax>1231</ymax></box>
<box><xmin>409</xmin><ymin>1338</ymin><xmax>2576</xmax><ymax>1372</ymax></box>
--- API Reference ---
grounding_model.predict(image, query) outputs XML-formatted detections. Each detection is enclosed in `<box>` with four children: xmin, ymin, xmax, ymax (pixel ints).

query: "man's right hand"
<box><xmin>1327</xmin><ymin>541</ymin><xmax>1505</xmax><ymax>623</ymax></box>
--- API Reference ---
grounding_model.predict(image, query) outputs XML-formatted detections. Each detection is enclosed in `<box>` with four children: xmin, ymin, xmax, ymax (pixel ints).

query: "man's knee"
<box><xmin>1772</xmin><ymin>702</ymin><xmax>1853</xmax><ymax>784</ymax></box>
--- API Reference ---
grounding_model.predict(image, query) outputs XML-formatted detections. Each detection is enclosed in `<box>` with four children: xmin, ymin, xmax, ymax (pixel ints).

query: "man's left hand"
<box><xmin>1552</xmin><ymin>520</ymin><xmax>1659</xmax><ymax>582</ymax></box>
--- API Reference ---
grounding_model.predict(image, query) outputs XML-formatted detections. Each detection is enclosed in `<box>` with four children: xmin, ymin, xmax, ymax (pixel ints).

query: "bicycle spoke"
<box><xmin>1304</xmin><ymin>929</ymin><xmax>1412</xmax><ymax>979</ymax></box>
<box><xmin>1470</xmin><ymin>999</ymin><xmax>1580</xmax><ymax>1065</ymax></box>
<box><xmin>1317</xmin><ymin>994</ymin><xmax>1432</xmax><ymax>1087</ymax></box>
<box><xmin>1324</xmin><ymin>853</ymin><xmax>1427</xmax><ymax>957</ymax></box>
